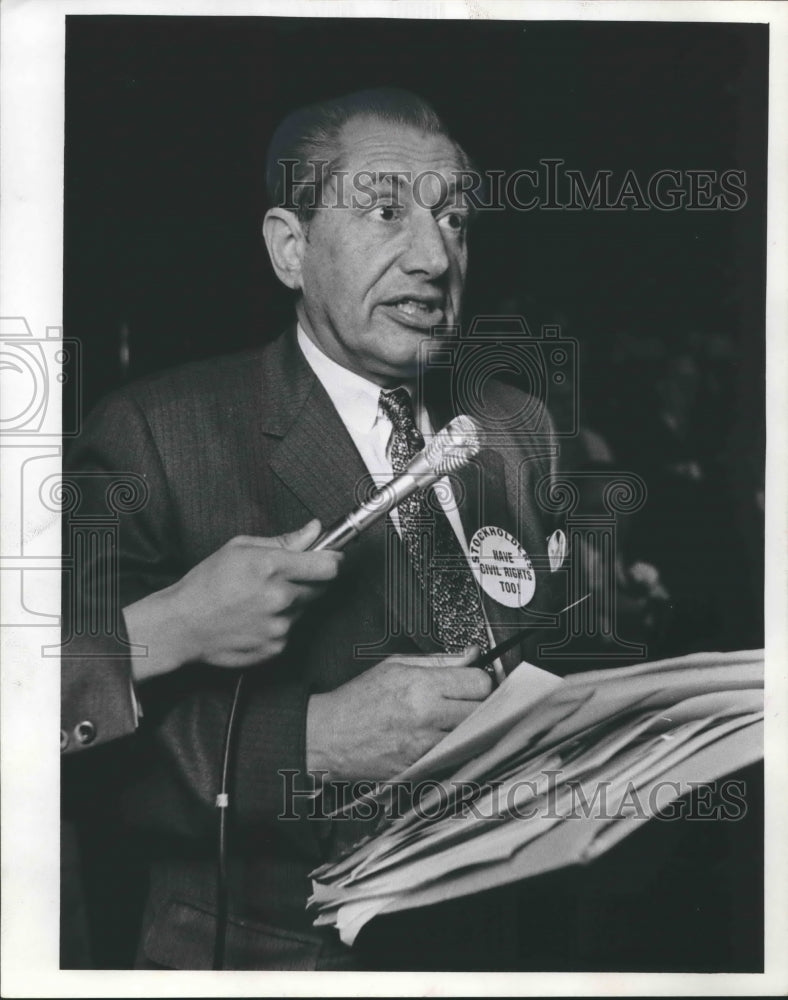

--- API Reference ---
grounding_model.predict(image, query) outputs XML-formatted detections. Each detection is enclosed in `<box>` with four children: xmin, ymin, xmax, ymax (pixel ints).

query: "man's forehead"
<box><xmin>336</xmin><ymin>114</ymin><xmax>465</xmax><ymax>177</ymax></box>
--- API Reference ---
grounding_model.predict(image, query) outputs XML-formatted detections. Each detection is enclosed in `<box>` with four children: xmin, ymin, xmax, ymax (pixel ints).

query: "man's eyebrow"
<box><xmin>349</xmin><ymin>172</ymin><xmax>412</xmax><ymax>206</ymax></box>
<box><xmin>351</xmin><ymin>170</ymin><xmax>477</xmax><ymax>210</ymax></box>
<box><xmin>369</xmin><ymin>171</ymin><xmax>411</xmax><ymax>192</ymax></box>
<box><xmin>433</xmin><ymin>176</ymin><xmax>475</xmax><ymax>211</ymax></box>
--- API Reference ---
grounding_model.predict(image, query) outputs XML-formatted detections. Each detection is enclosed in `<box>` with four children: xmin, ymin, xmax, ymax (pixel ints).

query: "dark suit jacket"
<box><xmin>61</xmin><ymin>658</ymin><xmax>138</xmax><ymax>753</ymax></box>
<box><xmin>63</xmin><ymin>327</ymin><xmax>567</xmax><ymax>970</ymax></box>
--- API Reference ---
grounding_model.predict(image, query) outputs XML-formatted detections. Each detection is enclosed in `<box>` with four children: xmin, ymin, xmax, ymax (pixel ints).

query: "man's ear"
<box><xmin>262</xmin><ymin>208</ymin><xmax>307</xmax><ymax>290</ymax></box>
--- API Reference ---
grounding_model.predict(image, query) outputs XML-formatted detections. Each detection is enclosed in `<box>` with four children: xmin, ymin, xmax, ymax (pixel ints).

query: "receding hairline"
<box><xmin>326</xmin><ymin>111</ymin><xmax>472</xmax><ymax>177</ymax></box>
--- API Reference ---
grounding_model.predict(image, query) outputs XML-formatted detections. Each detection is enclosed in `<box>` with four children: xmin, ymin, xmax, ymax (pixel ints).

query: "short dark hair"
<box><xmin>265</xmin><ymin>87</ymin><xmax>472</xmax><ymax>222</ymax></box>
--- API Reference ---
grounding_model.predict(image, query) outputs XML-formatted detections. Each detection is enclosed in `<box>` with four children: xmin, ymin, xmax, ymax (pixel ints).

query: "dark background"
<box><xmin>62</xmin><ymin>15</ymin><xmax>767</xmax><ymax>971</ymax></box>
<box><xmin>64</xmin><ymin>17</ymin><xmax>767</xmax><ymax>414</ymax></box>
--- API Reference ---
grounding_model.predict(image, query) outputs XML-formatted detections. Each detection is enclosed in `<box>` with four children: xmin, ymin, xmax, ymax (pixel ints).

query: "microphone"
<box><xmin>309</xmin><ymin>414</ymin><xmax>484</xmax><ymax>551</ymax></box>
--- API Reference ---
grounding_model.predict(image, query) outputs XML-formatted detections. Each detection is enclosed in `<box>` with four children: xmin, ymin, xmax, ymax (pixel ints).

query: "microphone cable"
<box><xmin>212</xmin><ymin>670</ymin><xmax>246</xmax><ymax>971</ymax></box>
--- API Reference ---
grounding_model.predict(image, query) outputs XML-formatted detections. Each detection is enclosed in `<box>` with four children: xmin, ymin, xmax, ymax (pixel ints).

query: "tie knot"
<box><xmin>379</xmin><ymin>387</ymin><xmax>417</xmax><ymax>434</ymax></box>
<box><xmin>379</xmin><ymin>387</ymin><xmax>424</xmax><ymax>460</ymax></box>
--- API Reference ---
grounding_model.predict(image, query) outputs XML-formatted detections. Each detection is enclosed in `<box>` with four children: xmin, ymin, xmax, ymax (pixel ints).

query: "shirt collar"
<box><xmin>296</xmin><ymin>323</ymin><xmax>414</xmax><ymax>434</ymax></box>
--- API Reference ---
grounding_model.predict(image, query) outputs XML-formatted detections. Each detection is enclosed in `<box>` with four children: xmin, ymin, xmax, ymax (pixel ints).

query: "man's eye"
<box><xmin>438</xmin><ymin>212</ymin><xmax>468</xmax><ymax>233</ymax></box>
<box><xmin>375</xmin><ymin>204</ymin><xmax>400</xmax><ymax>222</ymax></box>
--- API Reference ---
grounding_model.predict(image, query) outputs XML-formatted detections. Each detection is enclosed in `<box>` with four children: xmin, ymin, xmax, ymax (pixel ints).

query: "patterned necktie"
<box><xmin>379</xmin><ymin>387</ymin><xmax>490</xmax><ymax>654</ymax></box>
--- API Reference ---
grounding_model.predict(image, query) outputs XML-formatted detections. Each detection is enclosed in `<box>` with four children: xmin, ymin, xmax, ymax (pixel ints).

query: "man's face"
<box><xmin>295</xmin><ymin>115</ymin><xmax>470</xmax><ymax>385</ymax></box>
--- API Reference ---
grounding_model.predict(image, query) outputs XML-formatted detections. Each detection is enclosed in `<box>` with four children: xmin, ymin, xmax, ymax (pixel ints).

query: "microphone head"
<box><xmin>423</xmin><ymin>415</ymin><xmax>484</xmax><ymax>474</ymax></box>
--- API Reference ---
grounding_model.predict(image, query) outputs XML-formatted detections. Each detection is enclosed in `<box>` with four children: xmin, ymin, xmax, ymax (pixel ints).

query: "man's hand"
<box><xmin>306</xmin><ymin>648</ymin><xmax>492</xmax><ymax>782</ymax></box>
<box><xmin>123</xmin><ymin>519</ymin><xmax>342</xmax><ymax>681</ymax></box>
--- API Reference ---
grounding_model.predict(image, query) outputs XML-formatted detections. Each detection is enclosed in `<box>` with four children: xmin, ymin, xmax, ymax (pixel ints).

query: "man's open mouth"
<box><xmin>383</xmin><ymin>297</ymin><xmax>445</xmax><ymax>328</ymax></box>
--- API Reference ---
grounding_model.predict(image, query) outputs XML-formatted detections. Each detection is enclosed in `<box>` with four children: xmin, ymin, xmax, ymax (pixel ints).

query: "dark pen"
<box><xmin>471</xmin><ymin>594</ymin><xmax>590</xmax><ymax>686</ymax></box>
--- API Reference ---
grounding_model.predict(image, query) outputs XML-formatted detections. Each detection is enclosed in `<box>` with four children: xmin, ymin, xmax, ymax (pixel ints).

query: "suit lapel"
<box><xmin>262</xmin><ymin>330</ymin><xmax>439</xmax><ymax>655</ymax></box>
<box><xmin>268</xmin><ymin>380</ymin><xmax>369</xmax><ymax>534</ymax></box>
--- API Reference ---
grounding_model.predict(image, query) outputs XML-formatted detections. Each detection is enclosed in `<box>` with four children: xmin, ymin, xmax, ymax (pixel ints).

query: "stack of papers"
<box><xmin>308</xmin><ymin>649</ymin><xmax>764</xmax><ymax>946</ymax></box>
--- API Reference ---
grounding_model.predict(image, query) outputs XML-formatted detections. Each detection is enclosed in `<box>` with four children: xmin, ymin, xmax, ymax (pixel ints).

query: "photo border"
<box><xmin>1</xmin><ymin>1</ymin><xmax>786</xmax><ymax>996</ymax></box>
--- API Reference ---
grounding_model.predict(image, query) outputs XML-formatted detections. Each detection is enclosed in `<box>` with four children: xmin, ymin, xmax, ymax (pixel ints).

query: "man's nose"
<box><xmin>401</xmin><ymin>211</ymin><xmax>450</xmax><ymax>279</ymax></box>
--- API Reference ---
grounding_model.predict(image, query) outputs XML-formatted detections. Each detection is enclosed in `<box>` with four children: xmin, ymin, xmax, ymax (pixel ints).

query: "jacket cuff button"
<box><xmin>75</xmin><ymin>721</ymin><xmax>97</xmax><ymax>746</ymax></box>
<box><xmin>60</xmin><ymin>729</ymin><xmax>69</xmax><ymax>751</ymax></box>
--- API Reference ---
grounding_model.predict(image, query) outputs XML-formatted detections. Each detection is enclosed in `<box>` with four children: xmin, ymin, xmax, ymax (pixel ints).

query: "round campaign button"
<box><xmin>468</xmin><ymin>525</ymin><xmax>536</xmax><ymax>608</ymax></box>
<box><xmin>547</xmin><ymin>528</ymin><xmax>568</xmax><ymax>572</ymax></box>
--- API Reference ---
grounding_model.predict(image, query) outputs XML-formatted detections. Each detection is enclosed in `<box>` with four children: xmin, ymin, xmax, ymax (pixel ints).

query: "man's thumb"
<box><xmin>279</xmin><ymin>518</ymin><xmax>322</xmax><ymax>551</ymax></box>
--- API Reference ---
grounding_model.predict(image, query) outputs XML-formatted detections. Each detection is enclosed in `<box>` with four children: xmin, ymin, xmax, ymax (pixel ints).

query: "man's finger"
<box><xmin>412</xmin><ymin>646</ymin><xmax>481</xmax><ymax>670</ymax></box>
<box><xmin>278</xmin><ymin>579</ymin><xmax>336</xmax><ymax>610</ymax></box>
<box><xmin>436</xmin><ymin>666</ymin><xmax>493</xmax><ymax>701</ymax></box>
<box><xmin>235</xmin><ymin>519</ymin><xmax>323</xmax><ymax>552</ymax></box>
<box><xmin>456</xmin><ymin>645</ymin><xmax>482</xmax><ymax>667</ymax></box>
<box><xmin>279</xmin><ymin>518</ymin><xmax>322</xmax><ymax>551</ymax></box>
<box><xmin>272</xmin><ymin>549</ymin><xmax>343</xmax><ymax>582</ymax></box>
<box><xmin>435</xmin><ymin>697</ymin><xmax>484</xmax><ymax>731</ymax></box>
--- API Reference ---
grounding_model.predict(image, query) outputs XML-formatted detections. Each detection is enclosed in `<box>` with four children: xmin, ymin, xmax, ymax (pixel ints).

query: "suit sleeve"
<box><xmin>61</xmin><ymin>653</ymin><xmax>138</xmax><ymax>754</ymax></box>
<box><xmin>63</xmin><ymin>390</ymin><xmax>321</xmax><ymax>849</ymax></box>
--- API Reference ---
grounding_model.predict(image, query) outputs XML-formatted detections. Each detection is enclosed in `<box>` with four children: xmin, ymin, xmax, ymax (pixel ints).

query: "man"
<box><xmin>64</xmin><ymin>88</ymin><xmax>565</xmax><ymax>970</ymax></box>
